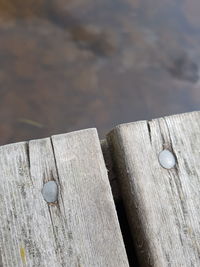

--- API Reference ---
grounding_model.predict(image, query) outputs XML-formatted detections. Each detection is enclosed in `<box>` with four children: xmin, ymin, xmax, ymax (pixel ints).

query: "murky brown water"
<box><xmin>0</xmin><ymin>0</ymin><xmax>200</xmax><ymax>145</ymax></box>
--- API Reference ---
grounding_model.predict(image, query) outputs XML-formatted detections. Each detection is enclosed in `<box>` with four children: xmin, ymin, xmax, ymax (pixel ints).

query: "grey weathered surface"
<box><xmin>107</xmin><ymin>111</ymin><xmax>200</xmax><ymax>267</ymax></box>
<box><xmin>0</xmin><ymin>128</ymin><xmax>129</xmax><ymax>267</ymax></box>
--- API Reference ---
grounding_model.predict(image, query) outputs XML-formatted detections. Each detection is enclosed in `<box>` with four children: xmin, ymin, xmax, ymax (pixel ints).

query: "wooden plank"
<box><xmin>107</xmin><ymin>111</ymin><xmax>200</xmax><ymax>267</ymax></box>
<box><xmin>0</xmin><ymin>128</ymin><xmax>129</xmax><ymax>267</ymax></box>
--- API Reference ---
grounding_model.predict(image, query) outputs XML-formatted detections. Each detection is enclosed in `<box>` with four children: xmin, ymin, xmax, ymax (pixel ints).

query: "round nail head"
<box><xmin>42</xmin><ymin>181</ymin><xmax>58</xmax><ymax>203</ymax></box>
<box><xmin>159</xmin><ymin>149</ymin><xmax>176</xmax><ymax>169</ymax></box>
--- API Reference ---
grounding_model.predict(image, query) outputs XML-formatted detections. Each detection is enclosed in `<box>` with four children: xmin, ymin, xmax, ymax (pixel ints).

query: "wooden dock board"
<box><xmin>107</xmin><ymin>111</ymin><xmax>200</xmax><ymax>267</ymax></box>
<box><xmin>0</xmin><ymin>128</ymin><xmax>129</xmax><ymax>267</ymax></box>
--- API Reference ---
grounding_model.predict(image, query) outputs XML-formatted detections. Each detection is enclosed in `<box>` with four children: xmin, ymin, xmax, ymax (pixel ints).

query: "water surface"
<box><xmin>0</xmin><ymin>0</ymin><xmax>200</xmax><ymax>144</ymax></box>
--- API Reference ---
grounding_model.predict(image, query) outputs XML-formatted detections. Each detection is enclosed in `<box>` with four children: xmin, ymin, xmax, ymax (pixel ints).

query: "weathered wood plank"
<box><xmin>107</xmin><ymin>111</ymin><xmax>200</xmax><ymax>267</ymax></box>
<box><xmin>0</xmin><ymin>128</ymin><xmax>129</xmax><ymax>267</ymax></box>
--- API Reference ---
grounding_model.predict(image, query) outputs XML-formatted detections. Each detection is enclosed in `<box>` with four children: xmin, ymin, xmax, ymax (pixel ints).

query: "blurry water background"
<box><xmin>0</xmin><ymin>0</ymin><xmax>200</xmax><ymax>144</ymax></box>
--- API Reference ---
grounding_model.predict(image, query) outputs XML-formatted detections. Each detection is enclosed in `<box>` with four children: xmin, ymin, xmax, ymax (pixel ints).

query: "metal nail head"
<box><xmin>42</xmin><ymin>181</ymin><xmax>58</xmax><ymax>203</ymax></box>
<box><xmin>159</xmin><ymin>149</ymin><xmax>176</xmax><ymax>169</ymax></box>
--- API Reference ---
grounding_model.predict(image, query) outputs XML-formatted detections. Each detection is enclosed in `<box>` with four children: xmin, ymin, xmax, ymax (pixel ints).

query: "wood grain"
<box><xmin>0</xmin><ymin>128</ymin><xmax>129</xmax><ymax>267</ymax></box>
<box><xmin>107</xmin><ymin>111</ymin><xmax>200</xmax><ymax>267</ymax></box>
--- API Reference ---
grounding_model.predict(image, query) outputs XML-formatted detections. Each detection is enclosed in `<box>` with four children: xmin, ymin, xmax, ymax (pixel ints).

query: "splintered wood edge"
<box><xmin>100</xmin><ymin>139</ymin><xmax>120</xmax><ymax>201</ymax></box>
